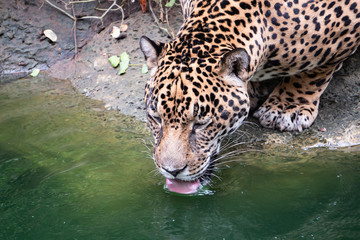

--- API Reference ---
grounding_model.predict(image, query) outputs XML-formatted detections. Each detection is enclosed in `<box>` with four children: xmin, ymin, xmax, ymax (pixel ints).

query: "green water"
<box><xmin>0</xmin><ymin>77</ymin><xmax>359</xmax><ymax>240</ymax></box>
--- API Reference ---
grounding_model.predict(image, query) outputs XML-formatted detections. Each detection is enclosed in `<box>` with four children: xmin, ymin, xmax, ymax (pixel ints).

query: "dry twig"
<box><xmin>45</xmin><ymin>0</ymin><xmax>75</xmax><ymax>20</ymax></box>
<box><xmin>69</xmin><ymin>0</ymin><xmax>97</xmax><ymax>3</ymax></box>
<box><xmin>165</xmin><ymin>6</ymin><xmax>175</xmax><ymax>38</ymax></box>
<box><xmin>148</xmin><ymin>0</ymin><xmax>172</xmax><ymax>38</ymax></box>
<box><xmin>45</xmin><ymin>0</ymin><xmax>124</xmax><ymax>56</ymax></box>
<box><xmin>159</xmin><ymin>0</ymin><xmax>164</xmax><ymax>22</ymax></box>
<box><xmin>71</xmin><ymin>4</ymin><xmax>78</xmax><ymax>54</ymax></box>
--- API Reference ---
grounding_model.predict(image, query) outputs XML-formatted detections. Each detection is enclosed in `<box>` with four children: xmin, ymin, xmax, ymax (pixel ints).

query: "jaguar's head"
<box><xmin>140</xmin><ymin>36</ymin><xmax>251</xmax><ymax>193</ymax></box>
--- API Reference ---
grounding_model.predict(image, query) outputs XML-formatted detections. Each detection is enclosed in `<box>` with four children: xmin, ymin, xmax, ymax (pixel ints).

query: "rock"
<box><xmin>6</xmin><ymin>31</ymin><xmax>15</xmax><ymax>40</ymax></box>
<box><xmin>93</xmin><ymin>57</ymin><xmax>109</xmax><ymax>71</ymax></box>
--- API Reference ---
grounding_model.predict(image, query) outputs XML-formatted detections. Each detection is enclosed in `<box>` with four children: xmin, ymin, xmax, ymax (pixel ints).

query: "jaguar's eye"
<box><xmin>192</xmin><ymin>118</ymin><xmax>212</xmax><ymax>132</ymax></box>
<box><xmin>148</xmin><ymin>114</ymin><xmax>161</xmax><ymax>125</ymax></box>
<box><xmin>192</xmin><ymin>123</ymin><xmax>204</xmax><ymax>131</ymax></box>
<box><xmin>148</xmin><ymin>112</ymin><xmax>162</xmax><ymax>125</ymax></box>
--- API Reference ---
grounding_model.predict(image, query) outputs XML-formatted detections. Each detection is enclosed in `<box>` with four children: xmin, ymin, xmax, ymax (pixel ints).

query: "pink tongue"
<box><xmin>166</xmin><ymin>178</ymin><xmax>200</xmax><ymax>194</ymax></box>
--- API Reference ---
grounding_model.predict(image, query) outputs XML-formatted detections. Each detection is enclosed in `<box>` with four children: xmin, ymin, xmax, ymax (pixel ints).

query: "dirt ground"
<box><xmin>0</xmin><ymin>0</ymin><xmax>139</xmax><ymax>78</ymax></box>
<box><xmin>2</xmin><ymin>2</ymin><xmax>359</xmax><ymax>148</ymax></box>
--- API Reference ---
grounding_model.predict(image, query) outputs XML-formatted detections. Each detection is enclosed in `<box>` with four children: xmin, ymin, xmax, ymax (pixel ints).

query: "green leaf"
<box><xmin>109</xmin><ymin>55</ymin><xmax>120</xmax><ymax>68</ymax></box>
<box><xmin>165</xmin><ymin>0</ymin><xmax>176</xmax><ymax>8</ymax></box>
<box><xmin>118</xmin><ymin>52</ymin><xmax>130</xmax><ymax>75</ymax></box>
<box><xmin>141</xmin><ymin>64</ymin><xmax>148</xmax><ymax>74</ymax></box>
<box><xmin>30</xmin><ymin>68</ymin><xmax>40</xmax><ymax>77</ymax></box>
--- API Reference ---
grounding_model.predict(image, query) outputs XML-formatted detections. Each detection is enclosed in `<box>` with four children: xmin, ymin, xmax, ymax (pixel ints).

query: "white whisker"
<box><xmin>149</xmin><ymin>168</ymin><xmax>161</xmax><ymax>176</ymax></box>
<box><xmin>214</xmin><ymin>149</ymin><xmax>248</xmax><ymax>160</ymax></box>
<box><xmin>220</xmin><ymin>141</ymin><xmax>248</xmax><ymax>152</ymax></box>
<box><xmin>209</xmin><ymin>172</ymin><xmax>222</xmax><ymax>181</ymax></box>
<box><xmin>242</xmin><ymin>120</ymin><xmax>258</xmax><ymax>126</ymax></box>
<box><xmin>214</xmin><ymin>159</ymin><xmax>244</xmax><ymax>166</ymax></box>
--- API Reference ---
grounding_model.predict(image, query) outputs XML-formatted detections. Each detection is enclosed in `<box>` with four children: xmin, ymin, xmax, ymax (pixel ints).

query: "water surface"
<box><xmin>0</xmin><ymin>77</ymin><xmax>359</xmax><ymax>239</ymax></box>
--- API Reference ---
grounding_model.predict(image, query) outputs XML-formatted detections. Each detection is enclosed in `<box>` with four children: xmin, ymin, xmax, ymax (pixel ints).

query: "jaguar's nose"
<box><xmin>163</xmin><ymin>165</ymin><xmax>187</xmax><ymax>177</ymax></box>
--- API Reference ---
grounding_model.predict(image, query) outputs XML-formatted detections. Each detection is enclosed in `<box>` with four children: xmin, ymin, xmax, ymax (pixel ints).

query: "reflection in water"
<box><xmin>0</xmin><ymin>77</ymin><xmax>359</xmax><ymax>239</ymax></box>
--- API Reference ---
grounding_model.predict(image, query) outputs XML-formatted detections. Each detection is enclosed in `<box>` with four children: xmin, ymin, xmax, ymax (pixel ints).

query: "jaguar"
<box><xmin>140</xmin><ymin>0</ymin><xmax>360</xmax><ymax>193</ymax></box>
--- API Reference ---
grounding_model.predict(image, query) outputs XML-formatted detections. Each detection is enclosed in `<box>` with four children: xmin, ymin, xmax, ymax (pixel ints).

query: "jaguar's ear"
<box><xmin>220</xmin><ymin>48</ymin><xmax>250</xmax><ymax>84</ymax></box>
<box><xmin>140</xmin><ymin>36</ymin><xmax>164</xmax><ymax>70</ymax></box>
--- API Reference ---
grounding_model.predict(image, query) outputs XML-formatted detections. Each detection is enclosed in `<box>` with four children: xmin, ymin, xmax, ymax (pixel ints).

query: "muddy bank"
<box><xmin>49</xmin><ymin>9</ymin><xmax>184</xmax><ymax>119</ymax></box>
<box><xmin>2</xmin><ymin>2</ymin><xmax>359</xmax><ymax>148</ymax></box>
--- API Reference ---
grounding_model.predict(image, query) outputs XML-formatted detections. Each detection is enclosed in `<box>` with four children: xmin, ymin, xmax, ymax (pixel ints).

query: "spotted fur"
<box><xmin>140</xmin><ymin>0</ymin><xmax>360</xmax><ymax>182</ymax></box>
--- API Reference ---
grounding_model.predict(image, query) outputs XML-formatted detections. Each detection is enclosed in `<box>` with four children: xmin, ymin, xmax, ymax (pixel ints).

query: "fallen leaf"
<box><xmin>120</xmin><ymin>24</ymin><xmax>128</xmax><ymax>32</ymax></box>
<box><xmin>30</xmin><ymin>68</ymin><xmax>40</xmax><ymax>77</ymax></box>
<box><xmin>141</xmin><ymin>64</ymin><xmax>148</xmax><ymax>74</ymax></box>
<box><xmin>140</xmin><ymin>0</ymin><xmax>147</xmax><ymax>13</ymax></box>
<box><xmin>118</xmin><ymin>52</ymin><xmax>130</xmax><ymax>75</ymax></box>
<box><xmin>111</xmin><ymin>26</ymin><xmax>121</xmax><ymax>39</ymax></box>
<box><xmin>165</xmin><ymin>0</ymin><xmax>176</xmax><ymax>7</ymax></box>
<box><xmin>109</xmin><ymin>55</ymin><xmax>120</xmax><ymax>67</ymax></box>
<box><xmin>43</xmin><ymin>29</ymin><xmax>57</xmax><ymax>42</ymax></box>
<box><xmin>110</xmin><ymin>26</ymin><xmax>127</xmax><ymax>39</ymax></box>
